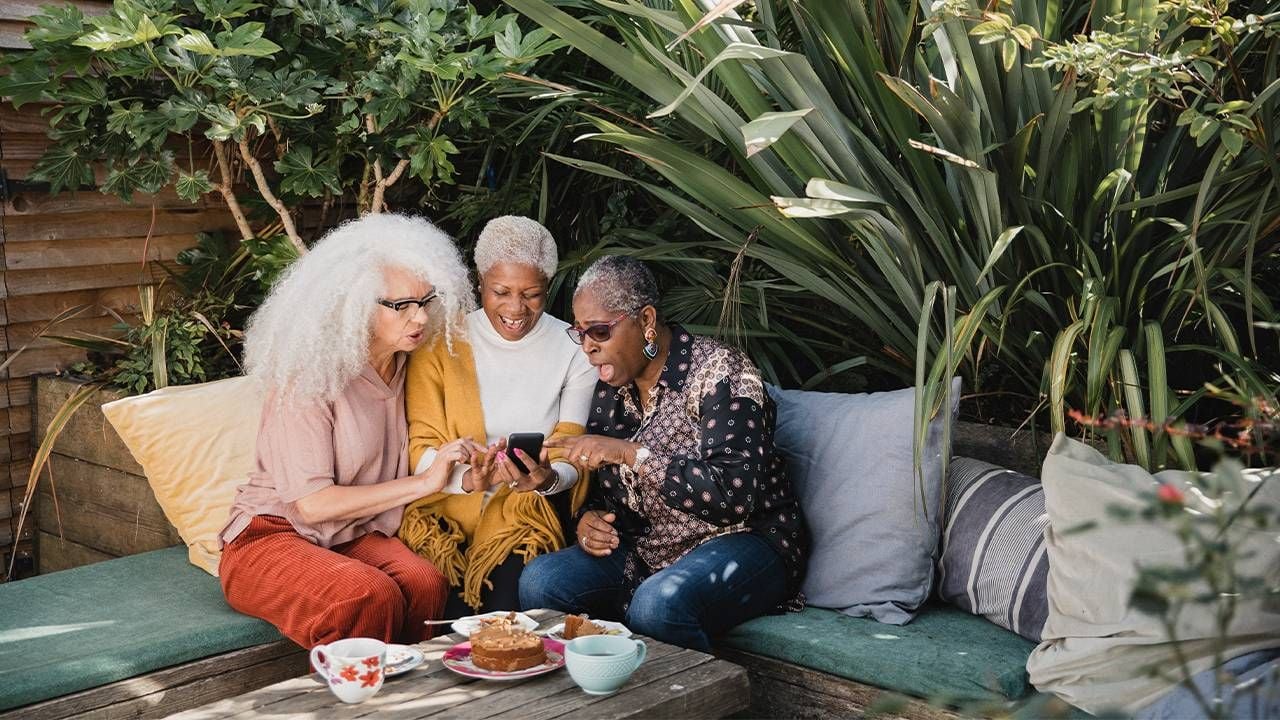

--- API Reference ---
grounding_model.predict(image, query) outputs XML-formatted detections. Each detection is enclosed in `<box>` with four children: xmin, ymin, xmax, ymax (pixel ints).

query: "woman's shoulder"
<box><xmin>259</xmin><ymin>386</ymin><xmax>336</xmax><ymax>427</ymax></box>
<box><xmin>539</xmin><ymin>312</ymin><xmax>571</xmax><ymax>331</ymax></box>
<box><xmin>688</xmin><ymin>332</ymin><xmax>755</xmax><ymax>374</ymax></box>
<box><xmin>683</xmin><ymin>331</ymin><xmax>765</xmax><ymax>404</ymax></box>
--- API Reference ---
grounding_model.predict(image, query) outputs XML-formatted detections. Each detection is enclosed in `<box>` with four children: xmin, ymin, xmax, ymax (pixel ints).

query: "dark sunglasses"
<box><xmin>565</xmin><ymin>312</ymin><xmax>630</xmax><ymax>345</ymax></box>
<box><xmin>377</xmin><ymin>290</ymin><xmax>438</xmax><ymax>315</ymax></box>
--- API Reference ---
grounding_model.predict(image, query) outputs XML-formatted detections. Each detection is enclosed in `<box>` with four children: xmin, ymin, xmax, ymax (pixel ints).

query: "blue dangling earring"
<box><xmin>642</xmin><ymin>328</ymin><xmax>660</xmax><ymax>359</ymax></box>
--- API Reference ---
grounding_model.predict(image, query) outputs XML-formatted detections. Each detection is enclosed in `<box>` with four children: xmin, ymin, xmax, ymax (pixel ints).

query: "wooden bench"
<box><xmin>3</xmin><ymin>641</ymin><xmax>307</xmax><ymax>720</ymax></box>
<box><xmin>18</xmin><ymin>375</ymin><xmax>1050</xmax><ymax>718</ymax></box>
<box><xmin>717</xmin><ymin>648</ymin><xmax>961</xmax><ymax>719</ymax></box>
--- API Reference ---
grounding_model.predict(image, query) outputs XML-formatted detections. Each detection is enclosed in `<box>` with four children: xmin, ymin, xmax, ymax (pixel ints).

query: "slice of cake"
<box><xmin>469</xmin><ymin>625</ymin><xmax>546</xmax><ymax>672</ymax></box>
<box><xmin>562</xmin><ymin>614</ymin><xmax>605</xmax><ymax>640</ymax></box>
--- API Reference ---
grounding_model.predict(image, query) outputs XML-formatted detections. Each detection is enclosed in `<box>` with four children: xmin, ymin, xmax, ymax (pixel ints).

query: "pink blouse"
<box><xmin>221</xmin><ymin>359</ymin><xmax>409</xmax><ymax>549</ymax></box>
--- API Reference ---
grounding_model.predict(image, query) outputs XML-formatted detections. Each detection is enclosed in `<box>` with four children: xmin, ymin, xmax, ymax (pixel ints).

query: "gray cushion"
<box><xmin>768</xmin><ymin>380</ymin><xmax>958</xmax><ymax>624</ymax></box>
<box><xmin>939</xmin><ymin>457</ymin><xmax>1049</xmax><ymax>641</ymax></box>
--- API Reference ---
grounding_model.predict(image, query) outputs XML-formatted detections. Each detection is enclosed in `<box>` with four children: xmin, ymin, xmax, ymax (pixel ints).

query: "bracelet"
<box><xmin>535</xmin><ymin>468</ymin><xmax>562</xmax><ymax>496</ymax></box>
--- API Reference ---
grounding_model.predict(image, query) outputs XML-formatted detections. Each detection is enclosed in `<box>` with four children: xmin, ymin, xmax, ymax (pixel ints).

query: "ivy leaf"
<box><xmin>493</xmin><ymin>19</ymin><xmax>522</xmax><ymax>59</ymax></box>
<box><xmin>402</xmin><ymin>132</ymin><xmax>459</xmax><ymax>184</ymax></box>
<box><xmin>157</xmin><ymin>96</ymin><xmax>201</xmax><ymax>132</ymax></box>
<box><xmin>106</xmin><ymin>100</ymin><xmax>169</xmax><ymax>148</ymax></box>
<box><xmin>175</xmin><ymin>169</ymin><xmax>215</xmax><ymax>202</ymax></box>
<box><xmin>136</xmin><ymin>151</ymin><xmax>175</xmax><ymax>193</ymax></box>
<box><xmin>158</xmin><ymin>41</ymin><xmax>202</xmax><ymax>74</ymax></box>
<box><xmin>201</xmin><ymin>103</ymin><xmax>244</xmax><ymax>141</ymax></box>
<box><xmin>0</xmin><ymin>56</ymin><xmax>52</xmax><ymax>109</ymax></box>
<box><xmin>61</xmin><ymin>76</ymin><xmax>106</xmax><ymax>105</ymax></box>
<box><xmin>361</xmin><ymin>70</ymin><xmax>415</xmax><ymax>127</ymax></box>
<box><xmin>174</xmin><ymin>29</ymin><xmax>219</xmax><ymax>56</ymax></box>
<box><xmin>75</xmin><ymin>4</ymin><xmax>182</xmax><ymax>51</ymax></box>
<box><xmin>102</xmin><ymin>152</ymin><xmax>175</xmax><ymax>202</ymax></box>
<box><xmin>105</xmin><ymin>45</ymin><xmax>159</xmax><ymax>78</ymax></box>
<box><xmin>194</xmin><ymin>0</ymin><xmax>264</xmax><ymax>23</ymax></box>
<box><xmin>464</xmin><ymin>9</ymin><xmax>502</xmax><ymax>39</ymax></box>
<box><xmin>275</xmin><ymin>145</ymin><xmax>341</xmax><ymax>197</ymax></box>
<box><xmin>215</xmin><ymin>22</ymin><xmax>282</xmax><ymax>57</ymax></box>
<box><xmin>211</xmin><ymin>55</ymin><xmax>256</xmax><ymax>92</ymax></box>
<box><xmin>248</xmin><ymin>67</ymin><xmax>324</xmax><ymax>109</ymax></box>
<box><xmin>30</xmin><ymin>145</ymin><xmax>96</xmax><ymax>194</ymax></box>
<box><xmin>25</xmin><ymin>4</ymin><xmax>87</xmax><ymax>45</ymax></box>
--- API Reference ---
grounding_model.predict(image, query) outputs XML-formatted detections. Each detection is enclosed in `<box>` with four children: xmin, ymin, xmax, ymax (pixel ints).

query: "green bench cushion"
<box><xmin>721</xmin><ymin>604</ymin><xmax>1038</xmax><ymax>703</ymax></box>
<box><xmin>0</xmin><ymin>546</ymin><xmax>283</xmax><ymax>711</ymax></box>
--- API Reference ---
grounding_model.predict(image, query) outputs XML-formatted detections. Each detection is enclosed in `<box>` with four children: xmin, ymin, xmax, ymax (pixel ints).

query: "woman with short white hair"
<box><xmin>219</xmin><ymin>213</ymin><xmax>477</xmax><ymax>649</ymax></box>
<box><xmin>399</xmin><ymin>215</ymin><xmax>596</xmax><ymax>615</ymax></box>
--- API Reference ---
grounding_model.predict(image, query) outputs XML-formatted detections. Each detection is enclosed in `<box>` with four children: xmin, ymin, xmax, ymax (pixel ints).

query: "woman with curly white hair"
<box><xmin>218</xmin><ymin>213</ymin><xmax>478</xmax><ymax>649</ymax></box>
<box><xmin>399</xmin><ymin>215</ymin><xmax>596</xmax><ymax>615</ymax></box>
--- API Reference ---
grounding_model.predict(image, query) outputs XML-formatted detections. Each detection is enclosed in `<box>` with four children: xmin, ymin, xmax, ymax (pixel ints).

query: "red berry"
<box><xmin>1157</xmin><ymin>483</ymin><xmax>1184</xmax><ymax>505</ymax></box>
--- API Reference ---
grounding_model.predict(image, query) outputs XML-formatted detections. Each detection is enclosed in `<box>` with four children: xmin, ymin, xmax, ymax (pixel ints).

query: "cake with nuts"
<box><xmin>562</xmin><ymin>614</ymin><xmax>605</xmax><ymax>639</ymax></box>
<box><xmin>469</xmin><ymin>625</ymin><xmax>546</xmax><ymax>672</ymax></box>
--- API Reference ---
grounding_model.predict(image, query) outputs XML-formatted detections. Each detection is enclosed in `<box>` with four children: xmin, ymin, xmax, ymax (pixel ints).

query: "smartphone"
<box><xmin>506</xmin><ymin>432</ymin><xmax>545</xmax><ymax>474</ymax></box>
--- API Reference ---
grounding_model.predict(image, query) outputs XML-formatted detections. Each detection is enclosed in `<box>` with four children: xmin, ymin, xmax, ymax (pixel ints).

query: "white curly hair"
<box><xmin>473</xmin><ymin>215</ymin><xmax>558</xmax><ymax>280</ymax></box>
<box><xmin>244</xmin><ymin>213</ymin><xmax>475</xmax><ymax>405</ymax></box>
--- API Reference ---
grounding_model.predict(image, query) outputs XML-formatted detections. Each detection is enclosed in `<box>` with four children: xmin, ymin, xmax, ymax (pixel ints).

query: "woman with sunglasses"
<box><xmin>218</xmin><ymin>214</ymin><xmax>476</xmax><ymax>649</ymax></box>
<box><xmin>521</xmin><ymin>255</ymin><xmax>808</xmax><ymax>651</ymax></box>
<box><xmin>398</xmin><ymin>216</ymin><xmax>596</xmax><ymax>615</ymax></box>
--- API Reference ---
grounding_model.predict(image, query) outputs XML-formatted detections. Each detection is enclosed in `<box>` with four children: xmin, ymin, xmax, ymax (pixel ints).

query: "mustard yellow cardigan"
<box><xmin>397</xmin><ymin>333</ymin><xmax>589</xmax><ymax>610</ymax></box>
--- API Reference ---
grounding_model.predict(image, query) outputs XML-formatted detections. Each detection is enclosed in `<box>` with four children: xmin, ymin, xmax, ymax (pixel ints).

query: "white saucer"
<box><xmin>450</xmin><ymin>611</ymin><xmax>539</xmax><ymax>637</ymax></box>
<box><xmin>385</xmin><ymin>644</ymin><xmax>425</xmax><ymax>677</ymax></box>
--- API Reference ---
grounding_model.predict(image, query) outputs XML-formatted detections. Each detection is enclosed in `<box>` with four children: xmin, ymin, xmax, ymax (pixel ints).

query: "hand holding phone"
<box><xmin>505</xmin><ymin>432</ymin><xmax>545</xmax><ymax>475</ymax></box>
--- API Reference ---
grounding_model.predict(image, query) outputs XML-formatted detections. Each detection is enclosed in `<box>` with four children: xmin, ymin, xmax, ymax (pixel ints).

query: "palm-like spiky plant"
<box><xmin>504</xmin><ymin>0</ymin><xmax>1279</xmax><ymax>470</ymax></box>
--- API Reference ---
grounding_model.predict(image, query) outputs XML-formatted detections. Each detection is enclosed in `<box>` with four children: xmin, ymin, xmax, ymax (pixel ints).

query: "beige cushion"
<box><xmin>1028</xmin><ymin>434</ymin><xmax>1280</xmax><ymax>714</ymax></box>
<box><xmin>102</xmin><ymin>376</ymin><xmax>264</xmax><ymax>575</ymax></box>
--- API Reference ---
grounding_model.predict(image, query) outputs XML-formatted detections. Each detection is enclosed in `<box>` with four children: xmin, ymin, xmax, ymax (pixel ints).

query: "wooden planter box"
<box><xmin>32</xmin><ymin>375</ymin><xmax>180</xmax><ymax>575</ymax></box>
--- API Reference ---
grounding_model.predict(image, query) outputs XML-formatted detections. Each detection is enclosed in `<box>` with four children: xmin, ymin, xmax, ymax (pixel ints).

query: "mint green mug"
<box><xmin>564</xmin><ymin>635</ymin><xmax>647</xmax><ymax>695</ymax></box>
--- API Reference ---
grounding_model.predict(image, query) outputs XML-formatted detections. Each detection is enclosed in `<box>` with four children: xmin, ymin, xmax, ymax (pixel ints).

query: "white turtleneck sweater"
<box><xmin>414</xmin><ymin>308</ymin><xmax>597</xmax><ymax>495</ymax></box>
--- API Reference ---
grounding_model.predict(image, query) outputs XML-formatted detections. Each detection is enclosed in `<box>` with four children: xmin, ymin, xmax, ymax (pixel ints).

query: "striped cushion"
<box><xmin>938</xmin><ymin>457</ymin><xmax>1049</xmax><ymax>641</ymax></box>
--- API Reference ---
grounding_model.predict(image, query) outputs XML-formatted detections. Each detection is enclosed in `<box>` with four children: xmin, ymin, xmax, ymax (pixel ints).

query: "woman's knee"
<box><xmin>307</xmin><ymin>568</ymin><xmax>406</xmax><ymax>646</ymax></box>
<box><xmin>518</xmin><ymin>551</ymin><xmax>568</xmax><ymax>609</ymax></box>
<box><xmin>625</xmin><ymin>576</ymin><xmax>707</xmax><ymax>650</ymax></box>
<box><xmin>353</xmin><ymin>569</ymin><xmax>408</xmax><ymax>616</ymax></box>
<box><xmin>390</xmin><ymin>554</ymin><xmax>449</xmax><ymax>600</ymax></box>
<box><xmin>626</xmin><ymin>577</ymin><xmax>691</xmax><ymax>629</ymax></box>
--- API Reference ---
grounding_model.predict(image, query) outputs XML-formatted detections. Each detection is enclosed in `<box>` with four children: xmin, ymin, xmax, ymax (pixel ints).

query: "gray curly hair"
<box><xmin>244</xmin><ymin>213</ymin><xmax>475</xmax><ymax>405</ymax></box>
<box><xmin>474</xmin><ymin>215</ymin><xmax>558</xmax><ymax>280</ymax></box>
<box><xmin>574</xmin><ymin>255</ymin><xmax>660</xmax><ymax>314</ymax></box>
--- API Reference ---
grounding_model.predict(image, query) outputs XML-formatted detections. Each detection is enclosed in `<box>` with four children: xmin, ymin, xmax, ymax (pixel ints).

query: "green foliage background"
<box><xmin>497</xmin><ymin>0</ymin><xmax>1280</xmax><ymax>470</ymax></box>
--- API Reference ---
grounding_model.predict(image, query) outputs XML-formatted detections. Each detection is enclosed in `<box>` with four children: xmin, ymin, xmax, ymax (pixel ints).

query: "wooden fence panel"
<box><xmin>1</xmin><ymin>2</ymin><xmax>232</xmax><ymax>578</ymax></box>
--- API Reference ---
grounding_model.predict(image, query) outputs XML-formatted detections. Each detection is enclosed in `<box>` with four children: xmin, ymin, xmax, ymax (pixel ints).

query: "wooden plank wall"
<box><xmin>1</xmin><ymin>1</ymin><xmax>238</xmax><ymax>578</ymax></box>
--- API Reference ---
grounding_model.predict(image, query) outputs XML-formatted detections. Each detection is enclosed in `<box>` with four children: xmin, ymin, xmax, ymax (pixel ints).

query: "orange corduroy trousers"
<box><xmin>220</xmin><ymin>515</ymin><xmax>447</xmax><ymax>649</ymax></box>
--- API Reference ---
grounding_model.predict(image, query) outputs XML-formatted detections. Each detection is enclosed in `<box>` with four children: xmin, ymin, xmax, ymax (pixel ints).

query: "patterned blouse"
<box><xmin>582</xmin><ymin>325</ymin><xmax>808</xmax><ymax>598</ymax></box>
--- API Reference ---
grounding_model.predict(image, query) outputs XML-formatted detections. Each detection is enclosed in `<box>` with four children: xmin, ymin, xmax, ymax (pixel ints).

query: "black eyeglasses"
<box><xmin>377</xmin><ymin>290</ymin><xmax>438</xmax><ymax>317</ymax></box>
<box><xmin>565</xmin><ymin>312</ymin><xmax>630</xmax><ymax>345</ymax></box>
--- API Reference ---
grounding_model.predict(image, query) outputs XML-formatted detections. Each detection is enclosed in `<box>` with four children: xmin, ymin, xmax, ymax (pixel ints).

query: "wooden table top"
<box><xmin>168</xmin><ymin>610</ymin><xmax>749</xmax><ymax>720</ymax></box>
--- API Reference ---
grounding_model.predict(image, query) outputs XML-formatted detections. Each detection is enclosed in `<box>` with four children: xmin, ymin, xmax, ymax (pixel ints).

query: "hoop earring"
<box><xmin>642</xmin><ymin>328</ymin><xmax>660</xmax><ymax>360</ymax></box>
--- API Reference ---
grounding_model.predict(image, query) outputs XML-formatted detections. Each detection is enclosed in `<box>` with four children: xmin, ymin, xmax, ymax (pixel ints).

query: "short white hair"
<box><xmin>473</xmin><ymin>215</ymin><xmax>558</xmax><ymax>280</ymax></box>
<box><xmin>244</xmin><ymin>213</ymin><xmax>475</xmax><ymax>406</ymax></box>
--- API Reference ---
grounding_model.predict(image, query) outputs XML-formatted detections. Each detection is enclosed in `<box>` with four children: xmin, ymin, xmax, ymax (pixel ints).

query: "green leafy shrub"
<box><xmin>1</xmin><ymin>0</ymin><xmax>565</xmax><ymax>251</ymax></box>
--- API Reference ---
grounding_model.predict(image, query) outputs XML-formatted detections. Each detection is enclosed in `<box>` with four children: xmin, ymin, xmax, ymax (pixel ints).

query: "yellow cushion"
<box><xmin>101</xmin><ymin>376</ymin><xmax>264</xmax><ymax>575</ymax></box>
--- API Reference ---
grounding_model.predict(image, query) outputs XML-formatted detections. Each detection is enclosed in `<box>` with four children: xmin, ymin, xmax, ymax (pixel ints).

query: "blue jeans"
<box><xmin>519</xmin><ymin>531</ymin><xmax>789</xmax><ymax>652</ymax></box>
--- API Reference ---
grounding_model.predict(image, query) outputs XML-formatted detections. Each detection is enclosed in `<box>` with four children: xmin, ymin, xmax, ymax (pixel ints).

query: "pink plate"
<box><xmin>441</xmin><ymin>637</ymin><xmax>565</xmax><ymax>681</ymax></box>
